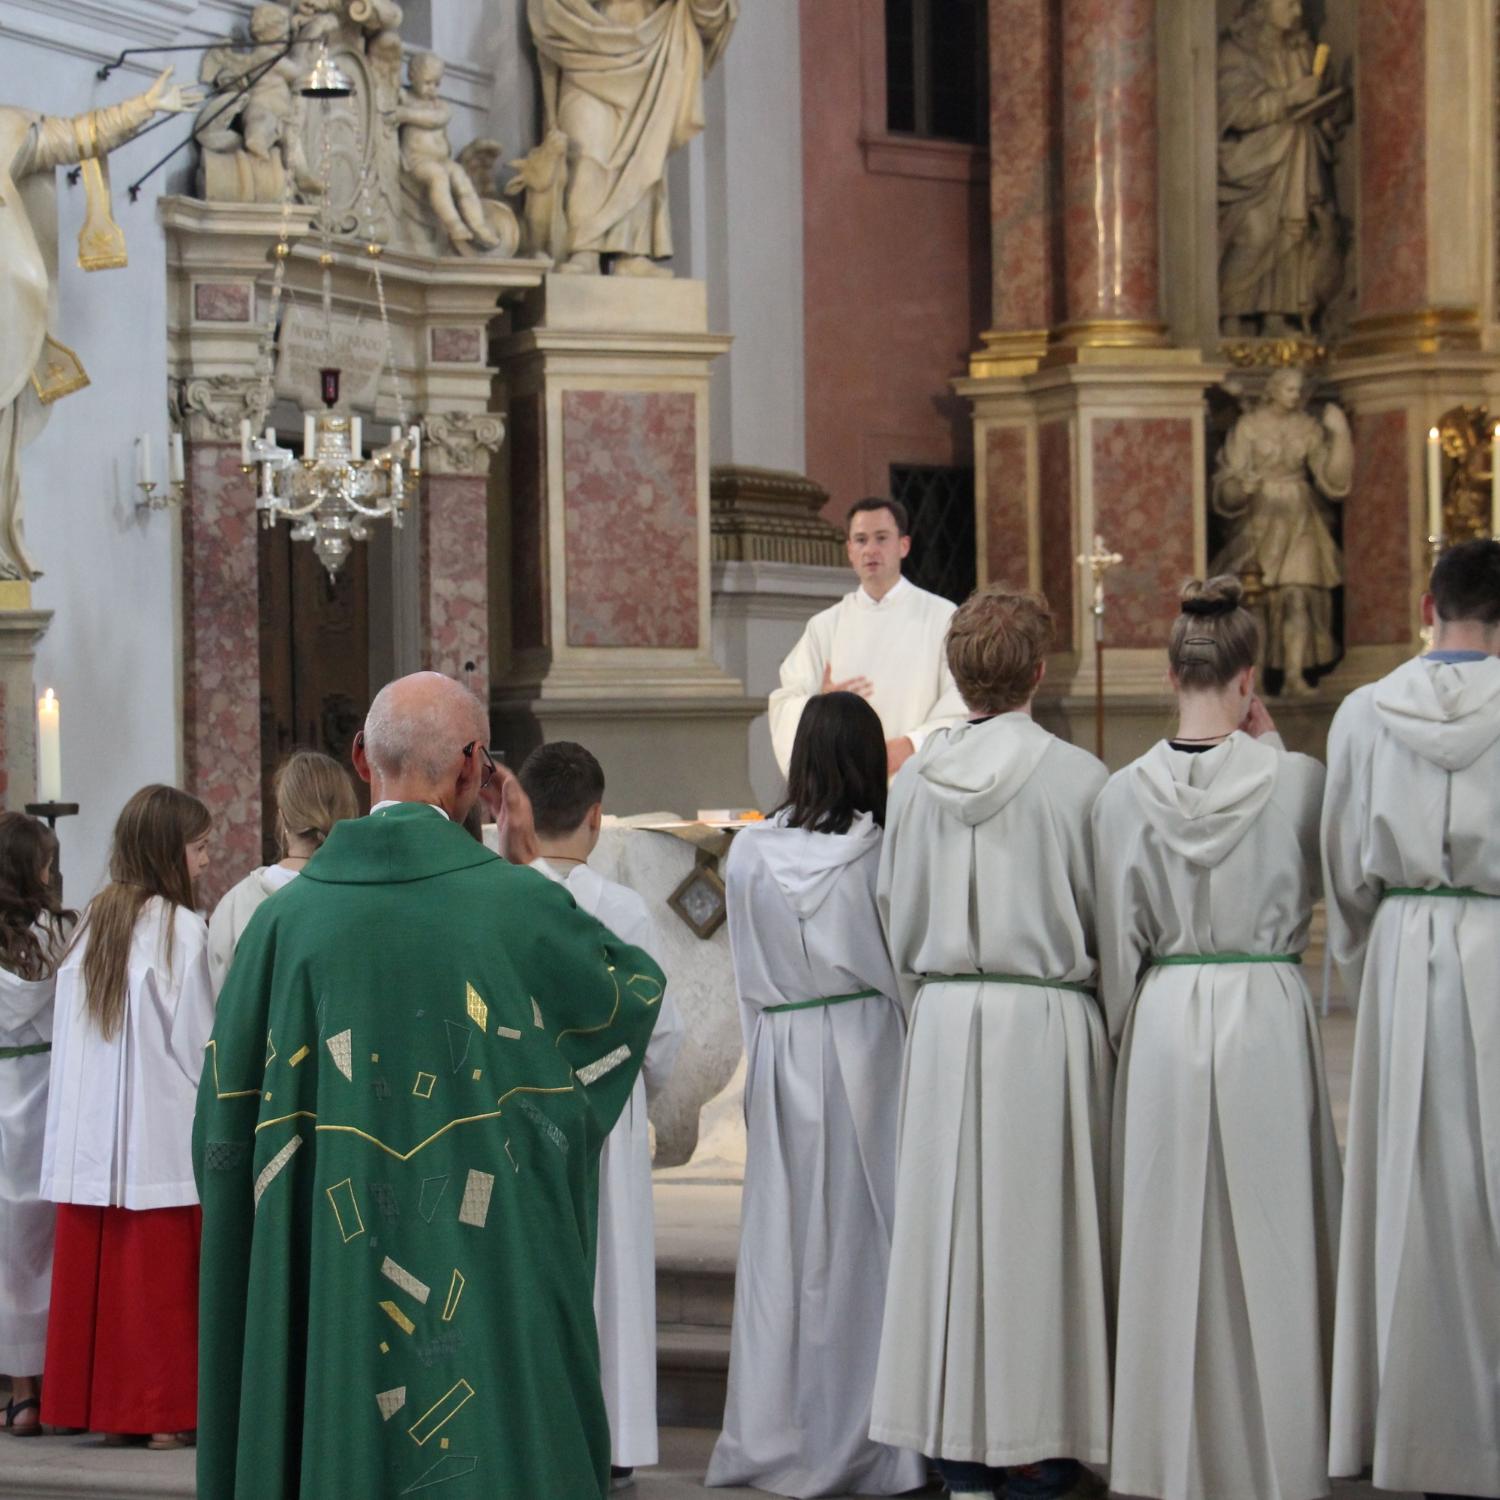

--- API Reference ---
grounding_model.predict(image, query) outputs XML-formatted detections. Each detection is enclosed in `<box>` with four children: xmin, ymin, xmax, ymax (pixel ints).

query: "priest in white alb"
<box><xmin>768</xmin><ymin>497</ymin><xmax>967</xmax><ymax>780</ymax></box>
<box><xmin>1322</xmin><ymin>538</ymin><xmax>1500</xmax><ymax>1500</ymax></box>
<box><xmin>519</xmin><ymin>740</ymin><xmax>682</xmax><ymax>1489</ymax></box>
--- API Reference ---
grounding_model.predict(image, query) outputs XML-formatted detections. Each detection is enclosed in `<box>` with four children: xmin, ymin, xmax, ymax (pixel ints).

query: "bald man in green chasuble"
<box><xmin>194</xmin><ymin>673</ymin><xmax>665</xmax><ymax>1500</ymax></box>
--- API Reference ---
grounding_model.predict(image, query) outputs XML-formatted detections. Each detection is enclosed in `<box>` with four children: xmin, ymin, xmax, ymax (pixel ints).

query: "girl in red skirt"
<box><xmin>39</xmin><ymin>786</ymin><xmax>214</xmax><ymax>1449</ymax></box>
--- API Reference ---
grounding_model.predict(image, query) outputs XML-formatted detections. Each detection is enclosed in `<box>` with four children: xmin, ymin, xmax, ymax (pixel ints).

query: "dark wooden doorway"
<box><xmin>259</xmin><ymin>525</ymin><xmax>372</xmax><ymax>865</ymax></box>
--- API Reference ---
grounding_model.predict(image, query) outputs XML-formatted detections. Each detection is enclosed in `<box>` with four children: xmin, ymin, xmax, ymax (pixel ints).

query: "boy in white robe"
<box><xmin>870</xmin><ymin>587</ymin><xmax>1112</xmax><ymax>1500</ymax></box>
<box><xmin>1323</xmin><ymin>538</ymin><xmax>1500</xmax><ymax>1500</ymax></box>
<box><xmin>519</xmin><ymin>741</ymin><xmax>682</xmax><ymax>1488</ymax></box>
<box><xmin>769</xmin><ymin>497</ymin><xmax>967</xmax><ymax>779</ymax></box>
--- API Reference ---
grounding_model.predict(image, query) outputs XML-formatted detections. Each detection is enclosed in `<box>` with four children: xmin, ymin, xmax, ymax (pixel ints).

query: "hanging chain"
<box><xmin>358</xmin><ymin>168</ymin><xmax>408</xmax><ymax>432</ymax></box>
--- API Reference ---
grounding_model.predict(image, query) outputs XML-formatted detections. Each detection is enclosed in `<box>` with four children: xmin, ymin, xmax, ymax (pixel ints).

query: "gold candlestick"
<box><xmin>1077</xmin><ymin>534</ymin><xmax>1125</xmax><ymax>760</ymax></box>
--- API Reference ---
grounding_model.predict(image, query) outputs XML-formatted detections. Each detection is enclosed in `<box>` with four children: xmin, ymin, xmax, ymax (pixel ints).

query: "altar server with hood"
<box><xmin>769</xmin><ymin>497</ymin><xmax>967</xmax><ymax>779</ymax></box>
<box><xmin>1323</xmin><ymin>537</ymin><xmax>1500</xmax><ymax>1500</ymax></box>
<box><xmin>519</xmin><ymin>739</ymin><xmax>682</xmax><ymax>1487</ymax></box>
<box><xmin>195</xmin><ymin>673</ymin><xmax>665</xmax><ymax>1500</ymax></box>
<box><xmin>870</xmin><ymin>586</ymin><xmax>1112</xmax><ymax>1500</ymax></box>
<box><xmin>707</xmin><ymin>691</ymin><xmax>923</xmax><ymax>1499</ymax></box>
<box><xmin>1094</xmin><ymin>576</ymin><xmax>1340</xmax><ymax>1500</ymax></box>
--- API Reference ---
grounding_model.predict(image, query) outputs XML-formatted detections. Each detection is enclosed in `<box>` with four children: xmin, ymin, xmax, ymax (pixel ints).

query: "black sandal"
<box><xmin>3</xmin><ymin>1397</ymin><xmax>41</xmax><ymax>1436</ymax></box>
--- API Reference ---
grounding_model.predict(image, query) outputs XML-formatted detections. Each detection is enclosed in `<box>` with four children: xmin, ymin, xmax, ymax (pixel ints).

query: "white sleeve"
<box><xmin>206</xmin><ymin>890</ymin><xmax>236</xmax><ymax>998</ymax></box>
<box><xmin>906</xmin><ymin>659</ymin><xmax>968</xmax><ymax>750</ymax></box>
<box><xmin>767</xmin><ymin>616</ymin><xmax>829</xmax><ymax>775</ymax></box>
<box><xmin>1320</xmin><ymin>701</ymin><xmax>1379</xmax><ymax>1008</ymax></box>
<box><xmin>167</xmin><ymin>913</ymin><xmax>217</xmax><ymax>1081</ymax></box>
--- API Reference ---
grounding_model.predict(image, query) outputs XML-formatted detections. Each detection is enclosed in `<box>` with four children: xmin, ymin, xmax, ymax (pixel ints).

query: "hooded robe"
<box><xmin>869</xmin><ymin>714</ymin><xmax>1114</xmax><ymax>1470</ymax></box>
<box><xmin>1322</xmin><ymin>655</ymin><xmax>1500</xmax><ymax>1498</ymax></box>
<box><xmin>194</xmin><ymin>804</ymin><xmax>665</xmax><ymax>1500</ymax></box>
<box><xmin>706</xmin><ymin>812</ymin><xmax>923</xmax><ymax>1499</ymax></box>
<box><xmin>1094</xmin><ymin>732</ymin><xmax>1341</xmax><ymax>1500</ymax></box>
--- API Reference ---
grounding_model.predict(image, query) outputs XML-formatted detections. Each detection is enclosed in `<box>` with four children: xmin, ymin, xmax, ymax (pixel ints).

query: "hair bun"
<box><xmin>1179</xmin><ymin>575</ymin><xmax>1244</xmax><ymax>618</ymax></box>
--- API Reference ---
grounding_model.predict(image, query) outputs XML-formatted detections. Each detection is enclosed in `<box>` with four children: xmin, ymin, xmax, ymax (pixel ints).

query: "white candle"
<box><xmin>239</xmin><ymin>418</ymin><xmax>252</xmax><ymax>464</ymax></box>
<box><xmin>264</xmin><ymin>426</ymin><xmax>275</xmax><ymax>450</ymax></box>
<box><xmin>36</xmin><ymin>689</ymin><xmax>61</xmax><ymax>803</ymax></box>
<box><xmin>1427</xmin><ymin>426</ymin><xmax>1443</xmax><ymax>539</ymax></box>
<box><xmin>350</xmin><ymin>417</ymin><xmax>362</xmax><ymax>460</ymax></box>
<box><xmin>1492</xmin><ymin>422</ymin><xmax>1499</xmax><ymax>538</ymax></box>
<box><xmin>169</xmin><ymin>432</ymin><xmax>185</xmax><ymax>485</ymax></box>
<box><xmin>410</xmin><ymin>424</ymin><xmax>421</xmax><ymax>471</ymax></box>
<box><xmin>137</xmin><ymin>433</ymin><xmax>153</xmax><ymax>487</ymax></box>
<box><xmin>389</xmin><ymin>425</ymin><xmax>401</xmax><ymax>448</ymax></box>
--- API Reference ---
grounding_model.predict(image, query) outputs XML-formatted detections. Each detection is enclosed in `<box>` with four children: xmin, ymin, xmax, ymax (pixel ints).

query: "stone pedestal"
<box><xmin>494</xmin><ymin>276</ymin><xmax>758</xmax><ymax>813</ymax></box>
<box><xmin>0</xmin><ymin>609</ymin><xmax>52</xmax><ymax>811</ymax></box>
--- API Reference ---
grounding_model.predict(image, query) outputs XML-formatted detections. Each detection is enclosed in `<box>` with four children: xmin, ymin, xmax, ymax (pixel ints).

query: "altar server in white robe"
<box><xmin>39</xmin><ymin>785</ymin><xmax>216</xmax><ymax>1445</ymax></box>
<box><xmin>769</xmin><ymin>496</ymin><xmax>966</xmax><ymax>780</ymax></box>
<box><xmin>1094</xmin><ymin>576</ymin><xmax>1340</xmax><ymax>1500</ymax></box>
<box><xmin>707</xmin><ymin>691</ymin><xmax>923</xmax><ymax>1500</ymax></box>
<box><xmin>0</xmin><ymin>814</ymin><xmax>72</xmax><ymax>1435</ymax></box>
<box><xmin>519</xmin><ymin>740</ymin><xmax>682</xmax><ymax>1485</ymax></box>
<box><xmin>1323</xmin><ymin>538</ymin><xmax>1500</xmax><ymax>1500</ymax></box>
<box><xmin>870</xmin><ymin>586</ymin><xmax>1112</xmax><ymax>1500</ymax></box>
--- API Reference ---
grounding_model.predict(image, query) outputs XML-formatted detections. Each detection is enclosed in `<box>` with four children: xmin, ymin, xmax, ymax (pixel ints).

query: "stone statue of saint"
<box><xmin>397</xmin><ymin>53</ymin><xmax>501</xmax><ymax>252</ymax></box>
<box><xmin>526</xmin><ymin>0</ymin><xmax>737</xmax><ymax>277</ymax></box>
<box><xmin>0</xmin><ymin>69</ymin><xmax>200</xmax><ymax>581</ymax></box>
<box><xmin>1218</xmin><ymin>0</ymin><xmax>1346</xmax><ymax>336</ymax></box>
<box><xmin>1211</xmin><ymin>368</ymin><xmax>1353</xmax><ymax>696</ymax></box>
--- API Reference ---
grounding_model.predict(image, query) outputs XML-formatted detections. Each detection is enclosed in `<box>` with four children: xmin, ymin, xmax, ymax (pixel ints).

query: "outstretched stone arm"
<box><xmin>22</xmin><ymin>68</ymin><xmax>199</xmax><ymax>176</ymax></box>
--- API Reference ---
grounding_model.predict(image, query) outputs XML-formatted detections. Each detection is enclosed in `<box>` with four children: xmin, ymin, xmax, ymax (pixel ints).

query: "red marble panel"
<box><xmin>1358</xmin><ymin>0</ymin><xmax>1426</xmax><ymax>316</ymax></box>
<box><xmin>1037</xmin><ymin>420</ymin><xmax>1076</xmax><ymax>650</ymax></box>
<box><xmin>562</xmin><ymin>390</ymin><xmax>699</xmax><ymax>650</ymax></box>
<box><xmin>985</xmin><ymin>425</ymin><xmax>1030</xmax><ymax>589</ymax></box>
<box><xmin>1346</xmin><ymin>408</ymin><xmax>1413</xmax><ymax>646</ymax></box>
<box><xmin>509</xmin><ymin>393</ymin><xmax>548</xmax><ymax>653</ymax></box>
<box><xmin>1060</xmin><ymin>0</ymin><xmax>1161</xmax><ymax>324</ymax></box>
<box><xmin>182</xmin><ymin>441</ymin><xmax>261</xmax><ymax>910</ymax></box>
<box><xmin>193</xmin><ymin>282</ymin><xmax>252</xmax><ymax>323</ymax></box>
<box><xmin>430</xmin><ymin>327</ymin><xmax>484</xmax><ymax>364</ymax></box>
<box><xmin>422</xmin><ymin>474</ymin><xmax>488</xmax><ymax>691</ymax></box>
<box><xmin>1091</xmin><ymin>416</ymin><xmax>1195</xmax><ymax>649</ymax></box>
<box><xmin>989</xmin><ymin>0</ymin><xmax>1060</xmax><ymax>332</ymax></box>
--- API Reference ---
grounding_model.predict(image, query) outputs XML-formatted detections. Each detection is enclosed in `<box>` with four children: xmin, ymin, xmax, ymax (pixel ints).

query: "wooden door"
<box><xmin>259</xmin><ymin>525</ymin><xmax>372</xmax><ymax>864</ymax></box>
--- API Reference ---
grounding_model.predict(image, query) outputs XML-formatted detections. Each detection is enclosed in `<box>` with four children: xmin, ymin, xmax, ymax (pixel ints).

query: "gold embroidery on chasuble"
<box><xmin>326</xmin><ymin>1178</ymin><xmax>366</xmax><ymax>1243</ymax></box>
<box><xmin>407</xmin><ymin>1380</ymin><xmax>476</xmax><ymax>1446</ymax></box>
<box><xmin>378</xmin><ymin>1299</ymin><xmax>416</xmax><ymax>1336</ymax></box>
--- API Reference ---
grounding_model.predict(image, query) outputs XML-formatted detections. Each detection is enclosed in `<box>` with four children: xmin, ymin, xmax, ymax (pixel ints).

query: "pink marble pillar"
<box><xmin>181</xmin><ymin>441</ymin><xmax>261</xmax><ymax>911</ymax></box>
<box><xmin>1058</xmin><ymin>0</ymin><xmax>1164</xmax><ymax>340</ymax></box>
<box><xmin>985</xmin><ymin>0</ymin><xmax>1061</xmax><ymax>349</ymax></box>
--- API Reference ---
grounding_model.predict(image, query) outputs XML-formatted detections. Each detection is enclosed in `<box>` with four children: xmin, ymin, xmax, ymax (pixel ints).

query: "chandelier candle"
<box><xmin>36</xmin><ymin>690</ymin><xmax>61</xmax><ymax>803</ymax></box>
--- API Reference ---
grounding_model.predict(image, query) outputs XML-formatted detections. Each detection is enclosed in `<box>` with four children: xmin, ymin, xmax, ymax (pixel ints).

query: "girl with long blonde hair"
<box><xmin>39</xmin><ymin>785</ymin><xmax>215</xmax><ymax>1449</ymax></box>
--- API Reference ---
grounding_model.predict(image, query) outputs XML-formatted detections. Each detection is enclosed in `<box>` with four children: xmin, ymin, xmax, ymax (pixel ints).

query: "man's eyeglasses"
<box><xmin>463</xmin><ymin>741</ymin><xmax>498</xmax><ymax>789</ymax></box>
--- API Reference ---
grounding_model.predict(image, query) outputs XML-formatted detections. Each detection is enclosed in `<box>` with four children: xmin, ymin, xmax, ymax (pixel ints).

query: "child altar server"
<box><xmin>39</xmin><ymin>785</ymin><xmax>216</xmax><ymax>1448</ymax></box>
<box><xmin>870</xmin><ymin>587</ymin><xmax>1112</xmax><ymax>1500</ymax></box>
<box><xmin>0</xmin><ymin>814</ymin><xmax>73</xmax><ymax>1436</ymax></box>
<box><xmin>1323</xmin><ymin>538</ymin><xmax>1500</xmax><ymax>1500</ymax></box>
<box><xmin>519</xmin><ymin>741</ymin><xmax>683</xmax><ymax>1489</ymax></box>
<box><xmin>708</xmin><ymin>691</ymin><xmax>923</xmax><ymax>1499</ymax></box>
<box><xmin>1094</xmin><ymin>577</ymin><xmax>1340</xmax><ymax>1500</ymax></box>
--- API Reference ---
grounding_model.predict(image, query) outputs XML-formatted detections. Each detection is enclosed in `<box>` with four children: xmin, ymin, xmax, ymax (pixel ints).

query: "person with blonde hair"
<box><xmin>870</xmin><ymin>586</ymin><xmax>1113</xmax><ymax>1500</ymax></box>
<box><xmin>1093</xmin><ymin>576</ymin><xmax>1340</xmax><ymax>1500</ymax></box>
<box><xmin>207</xmin><ymin>749</ymin><xmax>359</xmax><ymax>993</ymax></box>
<box><xmin>0</xmin><ymin>814</ymin><xmax>73</xmax><ymax>1436</ymax></box>
<box><xmin>39</xmin><ymin>785</ymin><xmax>215</xmax><ymax>1449</ymax></box>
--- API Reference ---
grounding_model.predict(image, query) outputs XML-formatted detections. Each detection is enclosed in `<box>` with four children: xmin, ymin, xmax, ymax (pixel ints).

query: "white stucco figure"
<box><xmin>1218</xmin><ymin>0</ymin><xmax>1345</xmax><ymax>335</ymax></box>
<box><xmin>0</xmin><ymin>70</ymin><xmax>200</xmax><ymax>581</ymax></box>
<box><xmin>1211</xmin><ymin>368</ymin><xmax>1353</xmax><ymax>695</ymax></box>
<box><xmin>397</xmin><ymin>53</ymin><xmax>500</xmax><ymax>252</ymax></box>
<box><xmin>527</xmin><ymin>0</ymin><xmax>737</xmax><ymax>277</ymax></box>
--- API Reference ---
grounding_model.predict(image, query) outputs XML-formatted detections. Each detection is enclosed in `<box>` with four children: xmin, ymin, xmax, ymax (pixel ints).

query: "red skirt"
<box><xmin>41</xmin><ymin>1203</ymin><xmax>201</xmax><ymax>1435</ymax></box>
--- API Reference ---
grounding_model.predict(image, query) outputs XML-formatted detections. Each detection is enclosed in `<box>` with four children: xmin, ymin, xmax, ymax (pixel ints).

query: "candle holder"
<box><xmin>25</xmin><ymin>801</ymin><xmax>80</xmax><ymax>903</ymax></box>
<box><xmin>136</xmin><ymin>479</ymin><xmax>185</xmax><ymax>513</ymax></box>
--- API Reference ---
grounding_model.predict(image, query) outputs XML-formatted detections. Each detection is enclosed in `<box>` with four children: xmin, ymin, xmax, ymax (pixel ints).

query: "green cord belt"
<box><xmin>1383</xmin><ymin>886</ymin><xmax>1499</xmax><ymax>900</ymax></box>
<box><xmin>764</xmin><ymin>988</ymin><xmax>880</xmax><ymax>1014</ymax></box>
<box><xmin>0</xmin><ymin>1042</ymin><xmax>50</xmax><ymax>1059</ymax></box>
<box><xmin>923</xmin><ymin>972</ymin><xmax>1096</xmax><ymax>996</ymax></box>
<box><xmin>1150</xmin><ymin>953</ymin><xmax>1302</xmax><ymax>967</ymax></box>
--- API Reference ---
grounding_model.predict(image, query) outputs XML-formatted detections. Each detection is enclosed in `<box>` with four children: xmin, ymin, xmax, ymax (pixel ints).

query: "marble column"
<box><xmin>418</xmin><ymin>412</ymin><xmax>505</xmax><ymax>697</ymax></box>
<box><xmin>1055</xmin><ymin>0</ymin><xmax>1166</xmax><ymax>348</ymax></box>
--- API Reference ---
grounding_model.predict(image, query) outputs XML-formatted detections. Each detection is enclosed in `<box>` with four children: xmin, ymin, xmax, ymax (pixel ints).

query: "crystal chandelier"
<box><xmin>239</xmin><ymin>55</ymin><xmax>418</xmax><ymax>579</ymax></box>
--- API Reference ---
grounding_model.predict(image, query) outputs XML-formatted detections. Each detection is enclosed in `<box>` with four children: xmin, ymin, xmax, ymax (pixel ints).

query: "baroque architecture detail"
<box><xmin>420</xmin><ymin>413</ymin><xmax>506</xmax><ymax>476</ymax></box>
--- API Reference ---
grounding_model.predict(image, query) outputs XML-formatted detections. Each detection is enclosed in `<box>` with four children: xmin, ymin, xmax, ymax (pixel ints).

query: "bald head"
<box><xmin>362</xmin><ymin>673</ymin><xmax>489</xmax><ymax>790</ymax></box>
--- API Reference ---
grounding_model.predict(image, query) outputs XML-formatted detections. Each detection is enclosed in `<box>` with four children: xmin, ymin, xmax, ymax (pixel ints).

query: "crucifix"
<box><xmin>1077</xmin><ymin>534</ymin><xmax>1124</xmax><ymax>760</ymax></box>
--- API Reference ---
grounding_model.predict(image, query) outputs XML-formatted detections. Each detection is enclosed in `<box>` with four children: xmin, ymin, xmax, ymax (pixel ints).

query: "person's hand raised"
<box><xmin>820</xmin><ymin>663</ymin><xmax>873</xmax><ymax>699</ymax></box>
<box><xmin>1242</xmin><ymin>694</ymin><xmax>1278</xmax><ymax>739</ymax></box>
<box><xmin>479</xmin><ymin>764</ymin><xmax>540</xmax><ymax>865</ymax></box>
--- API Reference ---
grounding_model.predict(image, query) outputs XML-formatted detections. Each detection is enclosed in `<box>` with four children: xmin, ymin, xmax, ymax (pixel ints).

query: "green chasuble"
<box><xmin>193</xmin><ymin>805</ymin><xmax>665</xmax><ymax>1499</ymax></box>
